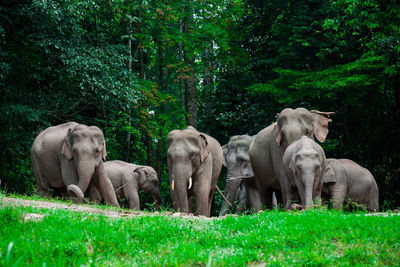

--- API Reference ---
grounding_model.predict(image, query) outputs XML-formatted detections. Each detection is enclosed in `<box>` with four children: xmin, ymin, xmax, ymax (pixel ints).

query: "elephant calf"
<box><xmin>282</xmin><ymin>136</ymin><xmax>326</xmax><ymax>209</ymax></box>
<box><xmin>90</xmin><ymin>160</ymin><xmax>161</xmax><ymax>210</ymax></box>
<box><xmin>322</xmin><ymin>158</ymin><xmax>379</xmax><ymax>211</ymax></box>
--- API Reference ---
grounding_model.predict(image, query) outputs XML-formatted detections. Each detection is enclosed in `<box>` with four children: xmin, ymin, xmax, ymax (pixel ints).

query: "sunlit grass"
<box><xmin>1</xmin><ymin>197</ymin><xmax>399</xmax><ymax>266</ymax></box>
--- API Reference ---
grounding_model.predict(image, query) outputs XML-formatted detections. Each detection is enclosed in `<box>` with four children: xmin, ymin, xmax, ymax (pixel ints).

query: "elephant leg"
<box><xmin>207</xmin><ymin>188</ymin><xmax>216</xmax><ymax>216</ymax></box>
<box><xmin>31</xmin><ymin>154</ymin><xmax>51</xmax><ymax>197</ymax></box>
<box><xmin>285</xmin><ymin>185</ymin><xmax>299</xmax><ymax>210</ymax></box>
<box><xmin>247</xmin><ymin>185</ymin><xmax>262</xmax><ymax>212</ymax></box>
<box><xmin>264</xmin><ymin>188</ymin><xmax>277</xmax><ymax>209</ymax></box>
<box><xmin>89</xmin><ymin>184</ymin><xmax>103</xmax><ymax>204</ymax></box>
<box><xmin>271</xmin><ymin>192</ymin><xmax>278</xmax><ymax>209</ymax></box>
<box><xmin>91</xmin><ymin>163</ymin><xmax>120</xmax><ymax>208</ymax></box>
<box><xmin>329</xmin><ymin>183</ymin><xmax>347</xmax><ymax>210</ymax></box>
<box><xmin>193</xmin><ymin>173</ymin><xmax>212</xmax><ymax>216</ymax></box>
<box><xmin>125</xmin><ymin>185</ymin><xmax>140</xmax><ymax>210</ymax></box>
<box><xmin>367</xmin><ymin>181</ymin><xmax>379</xmax><ymax>212</ymax></box>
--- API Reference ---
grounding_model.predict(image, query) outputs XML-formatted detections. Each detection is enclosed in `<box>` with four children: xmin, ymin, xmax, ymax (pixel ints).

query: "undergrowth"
<box><xmin>0</xmin><ymin>197</ymin><xmax>399</xmax><ymax>266</ymax></box>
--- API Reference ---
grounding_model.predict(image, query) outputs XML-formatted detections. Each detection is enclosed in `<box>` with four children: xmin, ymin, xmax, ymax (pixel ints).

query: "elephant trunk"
<box><xmin>67</xmin><ymin>159</ymin><xmax>96</xmax><ymax>201</ymax></box>
<box><xmin>173</xmin><ymin>180</ymin><xmax>189</xmax><ymax>213</ymax></box>
<box><xmin>303</xmin><ymin>180</ymin><xmax>315</xmax><ymax>209</ymax></box>
<box><xmin>170</xmin><ymin>162</ymin><xmax>192</xmax><ymax>213</ymax></box>
<box><xmin>219</xmin><ymin>177</ymin><xmax>241</xmax><ymax>216</ymax></box>
<box><xmin>152</xmin><ymin>190</ymin><xmax>162</xmax><ymax>211</ymax></box>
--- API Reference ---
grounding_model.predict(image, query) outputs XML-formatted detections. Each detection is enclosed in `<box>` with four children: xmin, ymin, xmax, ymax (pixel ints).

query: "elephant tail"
<box><xmin>368</xmin><ymin>179</ymin><xmax>379</xmax><ymax>212</ymax></box>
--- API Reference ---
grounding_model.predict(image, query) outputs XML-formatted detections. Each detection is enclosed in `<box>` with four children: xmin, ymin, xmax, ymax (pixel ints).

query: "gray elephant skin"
<box><xmin>90</xmin><ymin>160</ymin><xmax>162</xmax><ymax>210</ymax></box>
<box><xmin>219</xmin><ymin>135</ymin><xmax>262</xmax><ymax>216</ymax></box>
<box><xmin>167</xmin><ymin>126</ymin><xmax>223</xmax><ymax>217</ymax></box>
<box><xmin>249</xmin><ymin>107</ymin><xmax>334</xmax><ymax>209</ymax></box>
<box><xmin>31</xmin><ymin>122</ymin><xmax>119</xmax><ymax>206</ymax></box>
<box><xmin>283</xmin><ymin>136</ymin><xmax>326</xmax><ymax>209</ymax></box>
<box><xmin>322</xmin><ymin>158</ymin><xmax>379</xmax><ymax>211</ymax></box>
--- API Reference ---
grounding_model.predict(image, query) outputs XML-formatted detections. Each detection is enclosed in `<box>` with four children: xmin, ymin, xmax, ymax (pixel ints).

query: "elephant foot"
<box><xmin>67</xmin><ymin>184</ymin><xmax>84</xmax><ymax>200</ymax></box>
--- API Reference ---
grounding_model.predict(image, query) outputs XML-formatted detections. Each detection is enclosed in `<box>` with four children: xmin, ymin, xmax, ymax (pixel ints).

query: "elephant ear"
<box><xmin>61</xmin><ymin>129</ymin><xmax>74</xmax><ymax>160</ymax></box>
<box><xmin>133</xmin><ymin>166</ymin><xmax>147</xmax><ymax>185</ymax></box>
<box><xmin>222</xmin><ymin>144</ymin><xmax>228</xmax><ymax>167</ymax></box>
<box><xmin>199</xmin><ymin>134</ymin><xmax>210</xmax><ymax>163</ymax></box>
<box><xmin>322</xmin><ymin>165</ymin><xmax>336</xmax><ymax>184</ymax></box>
<box><xmin>310</xmin><ymin>110</ymin><xmax>335</xmax><ymax>143</ymax></box>
<box><xmin>101</xmin><ymin>141</ymin><xmax>107</xmax><ymax>161</ymax></box>
<box><xmin>273</xmin><ymin>123</ymin><xmax>282</xmax><ymax>146</ymax></box>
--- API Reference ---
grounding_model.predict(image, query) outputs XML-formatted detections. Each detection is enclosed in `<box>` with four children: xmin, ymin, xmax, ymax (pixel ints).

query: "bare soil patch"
<box><xmin>1</xmin><ymin>197</ymin><xmax>397</xmax><ymax>219</ymax></box>
<box><xmin>0</xmin><ymin>197</ymin><xmax>214</xmax><ymax>220</ymax></box>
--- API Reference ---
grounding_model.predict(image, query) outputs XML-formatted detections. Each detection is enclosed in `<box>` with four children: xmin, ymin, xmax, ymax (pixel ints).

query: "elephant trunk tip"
<box><xmin>67</xmin><ymin>184</ymin><xmax>84</xmax><ymax>199</ymax></box>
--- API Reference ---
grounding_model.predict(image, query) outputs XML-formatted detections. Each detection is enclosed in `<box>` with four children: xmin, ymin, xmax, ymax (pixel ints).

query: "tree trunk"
<box><xmin>202</xmin><ymin>43</ymin><xmax>214</xmax><ymax>101</ymax></box>
<box><xmin>183</xmin><ymin>8</ymin><xmax>197</xmax><ymax>127</ymax></box>
<box><xmin>156</xmin><ymin>128</ymin><xmax>162</xmax><ymax>176</ymax></box>
<box><xmin>158</xmin><ymin>42</ymin><xmax>164</xmax><ymax>90</ymax></box>
<box><xmin>185</xmin><ymin>75</ymin><xmax>197</xmax><ymax>127</ymax></box>
<box><xmin>179</xmin><ymin>16</ymin><xmax>186</xmax><ymax>114</ymax></box>
<box><xmin>125</xmin><ymin>21</ymin><xmax>133</xmax><ymax>162</ymax></box>
<box><xmin>136</xmin><ymin>10</ymin><xmax>153</xmax><ymax>167</ymax></box>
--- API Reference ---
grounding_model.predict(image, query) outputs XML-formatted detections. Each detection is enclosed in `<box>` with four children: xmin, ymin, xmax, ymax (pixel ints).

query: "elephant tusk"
<box><xmin>171</xmin><ymin>179</ymin><xmax>175</xmax><ymax>191</ymax></box>
<box><xmin>188</xmin><ymin>177</ymin><xmax>192</xmax><ymax>190</ymax></box>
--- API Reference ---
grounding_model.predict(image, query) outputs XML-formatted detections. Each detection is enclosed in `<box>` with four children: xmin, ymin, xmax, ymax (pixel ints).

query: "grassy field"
<box><xmin>1</xmin><ymin>196</ymin><xmax>399</xmax><ymax>266</ymax></box>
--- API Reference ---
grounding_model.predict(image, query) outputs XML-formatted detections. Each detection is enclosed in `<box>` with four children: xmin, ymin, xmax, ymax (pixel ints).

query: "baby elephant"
<box><xmin>90</xmin><ymin>160</ymin><xmax>161</xmax><ymax>210</ymax></box>
<box><xmin>283</xmin><ymin>136</ymin><xmax>326</xmax><ymax>210</ymax></box>
<box><xmin>322</xmin><ymin>158</ymin><xmax>379</xmax><ymax>211</ymax></box>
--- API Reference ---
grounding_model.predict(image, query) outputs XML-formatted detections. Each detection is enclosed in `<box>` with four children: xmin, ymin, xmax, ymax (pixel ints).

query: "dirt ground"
<box><xmin>0</xmin><ymin>197</ymin><xmax>215</xmax><ymax>220</ymax></box>
<box><xmin>1</xmin><ymin>197</ymin><xmax>398</xmax><ymax>221</ymax></box>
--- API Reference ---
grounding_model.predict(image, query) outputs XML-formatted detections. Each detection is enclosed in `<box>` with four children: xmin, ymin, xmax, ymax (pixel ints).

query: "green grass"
<box><xmin>0</xmin><ymin>198</ymin><xmax>399</xmax><ymax>266</ymax></box>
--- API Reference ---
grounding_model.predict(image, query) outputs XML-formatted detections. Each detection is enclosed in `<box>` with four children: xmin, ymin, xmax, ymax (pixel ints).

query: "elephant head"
<box><xmin>274</xmin><ymin>108</ymin><xmax>334</xmax><ymax>148</ymax></box>
<box><xmin>61</xmin><ymin>125</ymin><xmax>107</xmax><ymax>200</ymax></box>
<box><xmin>167</xmin><ymin>126</ymin><xmax>210</xmax><ymax>213</ymax></box>
<box><xmin>283</xmin><ymin>136</ymin><xmax>326</xmax><ymax>209</ymax></box>
<box><xmin>133</xmin><ymin>166</ymin><xmax>162</xmax><ymax>210</ymax></box>
<box><xmin>219</xmin><ymin>135</ymin><xmax>253</xmax><ymax>216</ymax></box>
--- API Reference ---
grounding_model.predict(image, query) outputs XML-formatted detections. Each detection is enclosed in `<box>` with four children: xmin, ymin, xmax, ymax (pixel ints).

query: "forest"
<box><xmin>1</xmin><ymin>0</ymin><xmax>399</xmax><ymax>212</ymax></box>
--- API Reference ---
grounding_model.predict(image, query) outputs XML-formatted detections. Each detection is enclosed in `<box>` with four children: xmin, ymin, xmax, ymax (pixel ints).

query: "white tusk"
<box><xmin>188</xmin><ymin>177</ymin><xmax>192</xmax><ymax>190</ymax></box>
<box><xmin>171</xmin><ymin>179</ymin><xmax>175</xmax><ymax>191</ymax></box>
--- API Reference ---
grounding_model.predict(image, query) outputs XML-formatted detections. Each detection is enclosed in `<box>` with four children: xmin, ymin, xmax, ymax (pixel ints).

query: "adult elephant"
<box><xmin>219</xmin><ymin>135</ymin><xmax>262</xmax><ymax>216</ymax></box>
<box><xmin>322</xmin><ymin>158</ymin><xmax>379</xmax><ymax>211</ymax></box>
<box><xmin>31</xmin><ymin>122</ymin><xmax>119</xmax><ymax>207</ymax></box>
<box><xmin>249</xmin><ymin>108</ymin><xmax>334</xmax><ymax>210</ymax></box>
<box><xmin>167</xmin><ymin>126</ymin><xmax>223</xmax><ymax>217</ymax></box>
<box><xmin>90</xmin><ymin>160</ymin><xmax>161</xmax><ymax>210</ymax></box>
<box><xmin>282</xmin><ymin>136</ymin><xmax>326</xmax><ymax>209</ymax></box>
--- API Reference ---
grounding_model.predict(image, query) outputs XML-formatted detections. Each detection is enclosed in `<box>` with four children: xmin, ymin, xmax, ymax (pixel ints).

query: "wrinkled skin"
<box><xmin>90</xmin><ymin>160</ymin><xmax>162</xmax><ymax>210</ymax></box>
<box><xmin>167</xmin><ymin>126</ymin><xmax>223</xmax><ymax>217</ymax></box>
<box><xmin>322</xmin><ymin>158</ymin><xmax>379</xmax><ymax>212</ymax></box>
<box><xmin>31</xmin><ymin>122</ymin><xmax>119</xmax><ymax>207</ymax></box>
<box><xmin>219</xmin><ymin>135</ymin><xmax>262</xmax><ymax>216</ymax></box>
<box><xmin>249</xmin><ymin>108</ymin><xmax>334</xmax><ymax>210</ymax></box>
<box><xmin>283</xmin><ymin>136</ymin><xmax>326</xmax><ymax>209</ymax></box>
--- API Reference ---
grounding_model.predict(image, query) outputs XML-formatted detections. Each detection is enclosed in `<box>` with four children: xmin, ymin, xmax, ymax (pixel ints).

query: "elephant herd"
<box><xmin>30</xmin><ymin>108</ymin><xmax>379</xmax><ymax>217</ymax></box>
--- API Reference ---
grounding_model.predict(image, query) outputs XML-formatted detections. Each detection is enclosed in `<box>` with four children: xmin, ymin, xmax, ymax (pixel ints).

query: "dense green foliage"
<box><xmin>1</xmin><ymin>0</ymin><xmax>399</xmax><ymax>211</ymax></box>
<box><xmin>1</xmin><ymin>199</ymin><xmax>399</xmax><ymax>265</ymax></box>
